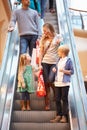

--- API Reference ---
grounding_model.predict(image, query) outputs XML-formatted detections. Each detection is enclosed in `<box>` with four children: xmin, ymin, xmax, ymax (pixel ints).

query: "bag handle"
<box><xmin>43</xmin><ymin>42</ymin><xmax>51</xmax><ymax>58</ymax></box>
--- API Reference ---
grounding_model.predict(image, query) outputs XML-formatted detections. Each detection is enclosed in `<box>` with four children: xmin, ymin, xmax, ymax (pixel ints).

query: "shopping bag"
<box><xmin>37</xmin><ymin>69</ymin><xmax>46</xmax><ymax>97</ymax></box>
<box><xmin>31</xmin><ymin>48</ymin><xmax>37</xmax><ymax>68</ymax></box>
<box><xmin>36</xmin><ymin>39</ymin><xmax>40</xmax><ymax>65</ymax></box>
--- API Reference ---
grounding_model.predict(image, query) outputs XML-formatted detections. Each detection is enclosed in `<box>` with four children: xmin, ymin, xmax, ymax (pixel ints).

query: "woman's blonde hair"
<box><xmin>40</xmin><ymin>23</ymin><xmax>55</xmax><ymax>51</ymax></box>
<box><xmin>43</xmin><ymin>23</ymin><xmax>55</xmax><ymax>36</ymax></box>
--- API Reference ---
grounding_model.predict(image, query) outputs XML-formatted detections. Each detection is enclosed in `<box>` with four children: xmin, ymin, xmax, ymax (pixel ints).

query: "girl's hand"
<box><xmin>39</xmin><ymin>65</ymin><xmax>43</xmax><ymax>70</ymax></box>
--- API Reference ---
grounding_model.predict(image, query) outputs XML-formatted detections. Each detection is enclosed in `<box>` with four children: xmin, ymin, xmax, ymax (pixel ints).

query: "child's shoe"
<box><xmin>26</xmin><ymin>105</ymin><xmax>31</xmax><ymax>111</ymax></box>
<box><xmin>21</xmin><ymin>106</ymin><xmax>26</xmax><ymax>111</ymax></box>
<box><xmin>50</xmin><ymin>115</ymin><xmax>61</xmax><ymax>123</ymax></box>
<box><xmin>26</xmin><ymin>101</ymin><xmax>31</xmax><ymax>111</ymax></box>
<box><xmin>21</xmin><ymin>100</ymin><xmax>26</xmax><ymax>111</ymax></box>
<box><xmin>60</xmin><ymin>116</ymin><xmax>67</xmax><ymax>123</ymax></box>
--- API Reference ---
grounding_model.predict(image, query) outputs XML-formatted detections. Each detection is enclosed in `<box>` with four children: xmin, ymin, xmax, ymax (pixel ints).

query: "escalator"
<box><xmin>0</xmin><ymin>0</ymin><xmax>87</xmax><ymax>130</ymax></box>
<box><xmin>8</xmin><ymin>1</ymin><xmax>70</xmax><ymax>130</ymax></box>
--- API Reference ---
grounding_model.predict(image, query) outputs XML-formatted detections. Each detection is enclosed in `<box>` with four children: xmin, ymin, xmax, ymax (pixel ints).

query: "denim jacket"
<box><xmin>55</xmin><ymin>58</ymin><xmax>74</xmax><ymax>83</ymax></box>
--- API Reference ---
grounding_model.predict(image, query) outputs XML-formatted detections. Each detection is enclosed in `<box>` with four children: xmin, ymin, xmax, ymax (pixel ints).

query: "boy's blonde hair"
<box><xmin>58</xmin><ymin>44</ymin><xmax>70</xmax><ymax>56</ymax></box>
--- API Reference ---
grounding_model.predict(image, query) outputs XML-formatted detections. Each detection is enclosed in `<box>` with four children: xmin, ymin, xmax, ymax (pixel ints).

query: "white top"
<box><xmin>42</xmin><ymin>34</ymin><xmax>60</xmax><ymax>64</ymax></box>
<box><xmin>55</xmin><ymin>57</ymin><xmax>70</xmax><ymax>87</ymax></box>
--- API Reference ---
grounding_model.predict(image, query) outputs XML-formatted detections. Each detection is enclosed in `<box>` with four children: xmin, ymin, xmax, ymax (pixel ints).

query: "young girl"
<box><xmin>50</xmin><ymin>44</ymin><xmax>74</xmax><ymax>123</ymax></box>
<box><xmin>18</xmin><ymin>53</ymin><xmax>35</xmax><ymax>111</ymax></box>
<box><xmin>39</xmin><ymin>23</ymin><xmax>62</xmax><ymax>110</ymax></box>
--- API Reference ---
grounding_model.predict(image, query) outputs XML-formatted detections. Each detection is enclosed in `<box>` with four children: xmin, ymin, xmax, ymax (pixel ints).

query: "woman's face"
<box><xmin>43</xmin><ymin>27</ymin><xmax>51</xmax><ymax>38</ymax></box>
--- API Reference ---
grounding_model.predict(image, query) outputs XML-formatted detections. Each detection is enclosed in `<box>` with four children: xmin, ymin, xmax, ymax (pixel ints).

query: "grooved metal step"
<box><xmin>13</xmin><ymin>99</ymin><xmax>56</xmax><ymax>110</ymax></box>
<box><xmin>14</xmin><ymin>87</ymin><xmax>54</xmax><ymax>100</ymax></box>
<box><xmin>11</xmin><ymin>122</ymin><xmax>70</xmax><ymax>130</ymax></box>
<box><xmin>12</xmin><ymin>111</ymin><xmax>56</xmax><ymax>122</ymax></box>
<box><xmin>44</xmin><ymin>12</ymin><xmax>58</xmax><ymax>33</ymax></box>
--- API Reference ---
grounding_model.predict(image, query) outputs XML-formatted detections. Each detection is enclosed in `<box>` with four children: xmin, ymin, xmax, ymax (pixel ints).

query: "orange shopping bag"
<box><xmin>37</xmin><ymin>69</ymin><xmax>46</xmax><ymax>97</ymax></box>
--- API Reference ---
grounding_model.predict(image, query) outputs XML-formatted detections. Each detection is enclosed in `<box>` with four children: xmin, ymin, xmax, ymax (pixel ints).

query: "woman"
<box><xmin>39</xmin><ymin>23</ymin><xmax>62</xmax><ymax>110</ymax></box>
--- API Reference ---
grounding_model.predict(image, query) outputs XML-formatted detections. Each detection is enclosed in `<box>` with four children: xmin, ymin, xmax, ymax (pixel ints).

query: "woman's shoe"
<box><xmin>45</xmin><ymin>105</ymin><xmax>50</xmax><ymax>111</ymax></box>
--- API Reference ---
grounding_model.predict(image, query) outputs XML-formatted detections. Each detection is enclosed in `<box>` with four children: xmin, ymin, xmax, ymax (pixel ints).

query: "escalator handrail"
<box><xmin>56</xmin><ymin>0</ymin><xmax>87</xmax><ymax>130</ymax></box>
<box><xmin>0</xmin><ymin>29</ymin><xmax>20</xmax><ymax>130</ymax></box>
<box><xmin>63</xmin><ymin>0</ymin><xmax>87</xmax><ymax>122</ymax></box>
<box><xmin>0</xmin><ymin>32</ymin><xmax>12</xmax><ymax>86</ymax></box>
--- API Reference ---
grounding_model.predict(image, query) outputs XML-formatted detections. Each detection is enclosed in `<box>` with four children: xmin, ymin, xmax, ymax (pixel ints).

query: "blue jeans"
<box><xmin>39</xmin><ymin>0</ymin><xmax>47</xmax><ymax>18</ymax></box>
<box><xmin>49</xmin><ymin>0</ymin><xmax>53</xmax><ymax>9</ymax></box>
<box><xmin>49</xmin><ymin>0</ymin><xmax>56</xmax><ymax>9</ymax></box>
<box><xmin>41</xmin><ymin>63</ymin><xmax>55</xmax><ymax>83</ymax></box>
<box><xmin>20</xmin><ymin>35</ymin><xmax>38</xmax><ymax>56</ymax></box>
<box><xmin>41</xmin><ymin>63</ymin><xmax>55</xmax><ymax>106</ymax></box>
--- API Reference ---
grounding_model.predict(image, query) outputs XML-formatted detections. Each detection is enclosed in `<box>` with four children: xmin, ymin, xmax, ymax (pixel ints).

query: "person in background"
<box><xmin>50</xmin><ymin>44</ymin><xmax>74</xmax><ymax>123</ymax></box>
<box><xmin>49</xmin><ymin>0</ymin><xmax>56</xmax><ymax>13</ymax></box>
<box><xmin>39</xmin><ymin>0</ymin><xmax>47</xmax><ymax>19</ymax></box>
<box><xmin>39</xmin><ymin>23</ymin><xmax>62</xmax><ymax>110</ymax></box>
<box><xmin>14</xmin><ymin>0</ymin><xmax>41</xmax><ymax>15</ymax></box>
<box><xmin>18</xmin><ymin>53</ymin><xmax>35</xmax><ymax>111</ymax></box>
<box><xmin>8</xmin><ymin>0</ymin><xmax>41</xmax><ymax>56</ymax></box>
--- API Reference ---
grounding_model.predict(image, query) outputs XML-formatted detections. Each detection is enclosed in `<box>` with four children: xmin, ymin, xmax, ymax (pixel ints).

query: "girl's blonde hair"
<box><xmin>19</xmin><ymin>53</ymin><xmax>31</xmax><ymax>67</ymax></box>
<box><xmin>58</xmin><ymin>44</ymin><xmax>70</xmax><ymax>56</ymax></box>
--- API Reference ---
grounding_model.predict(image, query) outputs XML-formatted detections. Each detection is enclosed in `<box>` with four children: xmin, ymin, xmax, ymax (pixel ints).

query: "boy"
<box><xmin>50</xmin><ymin>44</ymin><xmax>74</xmax><ymax>123</ymax></box>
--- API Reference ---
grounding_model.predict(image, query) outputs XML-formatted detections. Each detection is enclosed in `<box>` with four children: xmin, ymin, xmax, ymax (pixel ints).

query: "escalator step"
<box><xmin>12</xmin><ymin>111</ymin><xmax>56</xmax><ymax>122</ymax></box>
<box><xmin>11</xmin><ymin>122</ymin><xmax>70</xmax><ymax>130</ymax></box>
<box><xmin>14</xmin><ymin>87</ymin><xmax>54</xmax><ymax>100</ymax></box>
<box><xmin>13</xmin><ymin>100</ymin><xmax>56</xmax><ymax>110</ymax></box>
